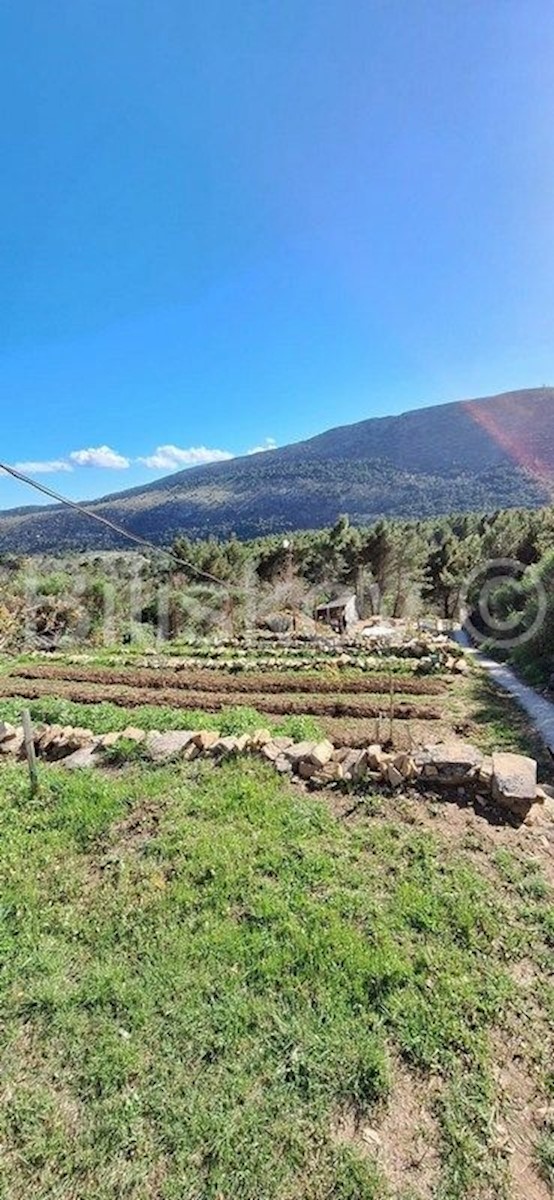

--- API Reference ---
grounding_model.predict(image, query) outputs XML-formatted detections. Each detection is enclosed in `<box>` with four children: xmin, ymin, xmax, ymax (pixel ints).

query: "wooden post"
<box><xmin>22</xmin><ymin>709</ymin><xmax>39</xmax><ymax>794</ymax></box>
<box><xmin>388</xmin><ymin>670</ymin><xmax>395</xmax><ymax>746</ymax></box>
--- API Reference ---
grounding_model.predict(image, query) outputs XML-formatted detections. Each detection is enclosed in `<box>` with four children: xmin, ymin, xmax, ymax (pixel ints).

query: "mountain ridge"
<box><xmin>1</xmin><ymin>387</ymin><xmax>553</xmax><ymax>552</ymax></box>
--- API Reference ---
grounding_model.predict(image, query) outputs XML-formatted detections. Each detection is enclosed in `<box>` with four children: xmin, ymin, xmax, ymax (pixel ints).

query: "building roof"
<box><xmin>315</xmin><ymin>595</ymin><xmax>355</xmax><ymax>611</ymax></box>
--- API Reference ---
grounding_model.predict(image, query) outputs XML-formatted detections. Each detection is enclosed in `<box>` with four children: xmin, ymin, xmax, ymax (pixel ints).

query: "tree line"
<box><xmin>0</xmin><ymin>504</ymin><xmax>553</xmax><ymax>682</ymax></box>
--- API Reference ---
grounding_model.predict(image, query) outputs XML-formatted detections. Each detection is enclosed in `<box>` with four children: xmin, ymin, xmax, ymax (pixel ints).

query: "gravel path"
<box><xmin>455</xmin><ymin>632</ymin><xmax>554</xmax><ymax>754</ymax></box>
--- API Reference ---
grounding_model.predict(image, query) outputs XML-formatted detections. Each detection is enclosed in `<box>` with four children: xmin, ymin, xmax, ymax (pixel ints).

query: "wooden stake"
<box><xmin>388</xmin><ymin>670</ymin><xmax>395</xmax><ymax>745</ymax></box>
<box><xmin>22</xmin><ymin>709</ymin><xmax>39</xmax><ymax>794</ymax></box>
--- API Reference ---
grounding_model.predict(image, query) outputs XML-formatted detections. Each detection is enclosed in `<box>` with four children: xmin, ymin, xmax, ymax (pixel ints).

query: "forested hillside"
<box><xmin>0</xmin><ymin>387</ymin><xmax>553</xmax><ymax>552</ymax></box>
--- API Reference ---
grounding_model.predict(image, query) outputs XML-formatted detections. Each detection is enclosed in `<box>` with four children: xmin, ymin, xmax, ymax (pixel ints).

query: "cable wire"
<box><xmin>0</xmin><ymin>460</ymin><xmax>228</xmax><ymax>588</ymax></box>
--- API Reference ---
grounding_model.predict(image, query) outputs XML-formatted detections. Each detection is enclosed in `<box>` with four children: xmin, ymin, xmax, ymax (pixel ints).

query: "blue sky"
<box><xmin>2</xmin><ymin>1</ymin><xmax>554</xmax><ymax>508</ymax></box>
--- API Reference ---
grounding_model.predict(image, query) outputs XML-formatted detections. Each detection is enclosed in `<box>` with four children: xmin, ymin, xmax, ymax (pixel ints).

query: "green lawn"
<box><xmin>0</xmin><ymin>758</ymin><xmax>552</xmax><ymax>1199</ymax></box>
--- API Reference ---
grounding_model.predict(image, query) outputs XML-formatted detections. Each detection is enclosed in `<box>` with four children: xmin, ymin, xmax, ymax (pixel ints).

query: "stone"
<box><xmin>192</xmin><ymin>730</ymin><xmax>220</xmax><ymax>752</ymax></box>
<box><xmin>211</xmin><ymin>736</ymin><xmax>241</xmax><ymax>756</ymax></box>
<box><xmin>392</xmin><ymin>751</ymin><xmax>415</xmax><ymax>779</ymax></box>
<box><xmin>0</xmin><ymin>721</ymin><xmax>17</xmax><ymax>743</ymax></box>
<box><xmin>145</xmin><ymin>731</ymin><xmax>196</xmax><ymax>762</ymax></box>
<box><xmin>315</xmin><ymin>761</ymin><xmax>344</xmax><ymax>783</ymax></box>
<box><xmin>274</xmin><ymin>756</ymin><xmax>293</xmax><ymax>773</ymax></box>
<box><xmin>366</xmin><ymin>744</ymin><xmax>386</xmax><ymax>771</ymax></box>
<box><xmin>308</xmin><ymin>740</ymin><xmax>334</xmax><ymax>769</ymax></box>
<box><xmin>283</xmin><ymin>741</ymin><xmax>317</xmax><ymax>765</ymax></box>
<box><xmin>61</xmin><ymin>745</ymin><xmax>101</xmax><ymax>770</ymax></box>
<box><xmin>478</xmin><ymin>756</ymin><xmax>494</xmax><ymax>787</ymax></box>
<box><xmin>73</xmin><ymin>726</ymin><xmax>95</xmax><ymax>744</ymax></box>
<box><xmin>298</xmin><ymin>759</ymin><xmax>317</xmax><ymax>779</ymax></box>
<box><xmin>332</xmin><ymin>746</ymin><xmax>353</xmax><ymax>764</ymax></box>
<box><xmin>260</xmin><ymin>742</ymin><xmax>282</xmax><ymax>762</ymax></box>
<box><xmin>121</xmin><ymin>727</ymin><xmax>146</xmax><ymax>743</ymax></box>
<box><xmin>0</xmin><ymin>728</ymin><xmax>24</xmax><ymax>756</ymax></box>
<box><xmin>340</xmin><ymin>749</ymin><xmax>368</xmax><ymax>782</ymax></box>
<box><xmin>523</xmin><ymin>804</ymin><xmax>546</xmax><ymax>827</ymax></box>
<box><xmin>272</xmin><ymin>737</ymin><xmax>294</xmax><ymax>751</ymax></box>
<box><xmin>250</xmin><ymin>728</ymin><xmax>273</xmax><ymax>749</ymax></box>
<box><xmin>182</xmin><ymin>742</ymin><xmax>201</xmax><ymax>761</ymax></box>
<box><xmin>387</xmin><ymin>764</ymin><xmax>404</xmax><ymax>788</ymax></box>
<box><xmin>492</xmin><ymin>752</ymin><xmax>537</xmax><ymax>817</ymax></box>
<box><xmin>35</xmin><ymin>723</ymin><xmax>61</xmax><ymax>750</ymax></box>
<box><xmin>100</xmin><ymin>731</ymin><xmax>123</xmax><ymax>748</ymax></box>
<box><xmin>414</xmin><ymin>740</ymin><xmax>483</xmax><ymax>786</ymax></box>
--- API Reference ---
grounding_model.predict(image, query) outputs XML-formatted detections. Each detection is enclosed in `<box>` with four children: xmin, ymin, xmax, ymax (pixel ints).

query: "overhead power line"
<box><xmin>0</xmin><ymin>460</ymin><xmax>228</xmax><ymax>588</ymax></box>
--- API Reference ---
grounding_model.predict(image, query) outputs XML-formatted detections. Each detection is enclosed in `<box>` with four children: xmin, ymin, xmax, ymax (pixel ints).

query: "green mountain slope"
<box><xmin>1</xmin><ymin>387</ymin><xmax>553</xmax><ymax>552</ymax></box>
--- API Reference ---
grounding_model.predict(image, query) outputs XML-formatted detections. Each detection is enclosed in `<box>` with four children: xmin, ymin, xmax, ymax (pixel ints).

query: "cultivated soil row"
<box><xmin>10</xmin><ymin>663</ymin><xmax>447</xmax><ymax>696</ymax></box>
<box><xmin>0</xmin><ymin>676</ymin><xmax>442</xmax><ymax>721</ymax></box>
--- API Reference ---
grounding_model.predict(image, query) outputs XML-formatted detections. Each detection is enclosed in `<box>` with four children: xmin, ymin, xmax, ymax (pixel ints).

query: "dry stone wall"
<box><xmin>0</xmin><ymin>719</ymin><xmax>546</xmax><ymax>824</ymax></box>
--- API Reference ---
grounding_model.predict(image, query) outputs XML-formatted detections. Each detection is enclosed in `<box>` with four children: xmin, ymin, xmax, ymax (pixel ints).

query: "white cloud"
<box><xmin>138</xmin><ymin>444</ymin><xmax>234</xmax><ymax>470</ymax></box>
<box><xmin>247</xmin><ymin>437</ymin><xmax>277</xmax><ymax>455</ymax></box>
<box><xmin>69</xmin><ymin>445</ymin><xmax>131</xmax><ymax>469</ymax></box>
<box><xmin>13</xmin><ymin>459</ymin><xmax>74</xmax><ymax>474</ymax></box>
<box><xmin>3</xmin><ymin>437</ymin><xmax>277</xmax><ymax>483</ymax></box>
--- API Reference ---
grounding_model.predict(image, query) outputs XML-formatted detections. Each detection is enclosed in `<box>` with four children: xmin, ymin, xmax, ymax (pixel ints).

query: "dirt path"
<box><xmin>456</xmin><ymin>632</ymin><xmax>554</xmax><ymax>754</ymax></box>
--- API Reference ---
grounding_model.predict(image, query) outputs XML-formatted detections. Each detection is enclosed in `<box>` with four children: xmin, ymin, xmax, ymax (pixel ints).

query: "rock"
<box><xmin>387</xmin><ymin>764</ymin><xmax>404</xmax><ymax>788</ymax></box>
<box><xmin>308</xmin><ymin>740</ymin><xmax>334</xmax><ymax>769</ymax></box>
<box><xmin>272</xmin><ymin>737</ymin><xmax>294</xmax><ymax>751</ymax></box>
<box><xmin>100</xmin><ymin>731</ymin><xmax>123</xmax><ymax>748</ymax></box>
<box><xmin>44</xmin><ymin>729</ymin><xmax>75</xmax><ymax>760</ymax></box>
<box><xmin>366</xmin><ymin>744</ymin><xmax>386</xmax><ymax>771</ymax></box>
<box><xmin>192</xmin><ymin>730</ymin><xmax>220</xmax><ymax>752</ymax></box>
<box><xmin>145</xmin><ymin>731</ymin><xmax>196</xmax><ymax>762</ymax></box>
<box><xmin>283</xmin><ymin>741</ymin><xmax>317</xmax><ymax>765</ymax></box>
<box><xmin>315</xmin><ymin>760</ymin><xmax>344</xmax><ymax>783</ymax></box>
<box><xmin>392</xmin><ymin>751</ymin><xmax>415</xmax><ymax>779</ymax></box>
<box><xmin>478</xmin><ymin>756</ymin><xmax>494</xmax><ymax>787</ymax></box>
<box><xmin>0</xmin><ymin>726</ymin><xmax>24</xmax><ymax>755</ymax></box>
<box><xmin>73</xmin><ymin>726</ymin><xmax>95</xmax><ymax>744</ymax></box>
<box><xmin>274</xmin><ymin>756</ymin><xmax>293</xmax><ymax>773</ymax></box>
<box><xmin>0</xmin><ymin>721</ymin><xmax>17</xmax><ymax>744</ymax></box>
<box><xmin>61</xmin><ymin>745</ymin><xmax>101</xmax><ymax>770</ymax></box>
<box><xmin>340</xmin><ymin>749</ymin><xmax>368</xmax><ymax>782</ymax></box>
<box><xmin>523</xmin><ymin>804</ymin><xmax>546</xmax><ymax>827</ymax></box>
<box><xmin>250</xmin><ymin>728</ymin><xmax>273</xmax><ymax>749</ymax></box>
<box><xmin>211</xmin><ymin>736</ymin><xmax>244</xmax><ymax>757</ymax></box>
<box><xmin>492</xmin><ymin>752</ymin><xmax>537</xmax><ymax>817</ymax></box>
<box><xmin>298</xmin><ymin>759</ymin><xmax>317</xmax><ymax>779</ymax></box>
<box><xmin>260</xmin><ymin>742</ymin><xmax>283</xmax><ymax>762</ymax></box>
<box><xmin>120</xmin><ymin>727</ymin><xmax>146</xmax><ymax>743</ymax></box>
<box><xmin>414</xmin><ymin>740</ymin><xmax>483</xmax><ymax>786</ymax></box>
<box><xmin>182</xmin><ymin>742</ymin><xmax>201</xmax><ymax>761</ymax></box>
<box><xmin>35</xmin><ymin>723</ymin><xmax>60</xmax><ymax>750</ymax></box>
<box><xmin>332</xmin><ymin>746</ymin><xmax>353</xmax><ymax>764</ymax></box>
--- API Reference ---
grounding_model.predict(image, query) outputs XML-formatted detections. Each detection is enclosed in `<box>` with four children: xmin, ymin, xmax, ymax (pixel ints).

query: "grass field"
<box><xmin>0</xmin><ymin>756</ymin><xmax>553</xmax><ymax>1200</ymax></box>
<box><xmin>1</xmin><ymin>635</ymin><xmax>553</xmax><ymax>1199</ymax></box>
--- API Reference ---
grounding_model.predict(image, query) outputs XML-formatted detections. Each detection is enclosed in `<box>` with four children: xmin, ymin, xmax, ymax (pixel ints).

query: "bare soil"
<box><xmin>10</xmin><ymin>662</ymin><xmax>448</xmax><ymax>696</ymax></box>
<box><xmin>0</xmin><ymin>676</ymin><xmax>442</xmax><ymax>721</ymax></box>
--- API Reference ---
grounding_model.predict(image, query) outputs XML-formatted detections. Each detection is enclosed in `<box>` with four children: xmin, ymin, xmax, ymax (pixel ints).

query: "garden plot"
<box><xmin>0</xmin><ymin>642</ymin><xmax>457</xmax><ymax>750</ymax></box>
<box><xmin>0</xmin><ymin>632</ymin><xmax>541</xmax><ymax>760</ymax></box>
